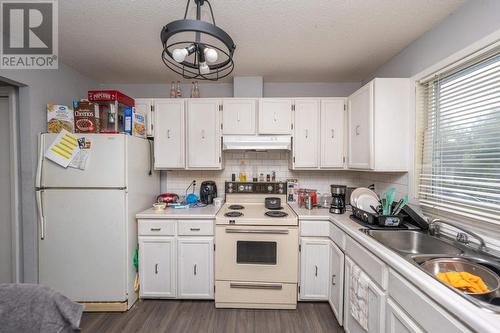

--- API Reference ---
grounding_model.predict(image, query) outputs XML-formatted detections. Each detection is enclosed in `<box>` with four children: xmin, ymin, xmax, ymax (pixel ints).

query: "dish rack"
<box><xmin>352</xmin><ymin>206</ymin><xmax>405</xmax><ymax>227</ymax></box>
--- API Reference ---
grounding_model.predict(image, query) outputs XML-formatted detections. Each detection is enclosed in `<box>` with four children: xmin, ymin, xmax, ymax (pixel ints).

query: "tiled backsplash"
<box><xmin>161</xmin><ymin>151</ymin><xmax>409</xmax><ymax>200</ymax></box>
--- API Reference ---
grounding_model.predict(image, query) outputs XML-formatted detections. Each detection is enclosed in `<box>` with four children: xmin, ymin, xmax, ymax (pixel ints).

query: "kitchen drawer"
<box><xmin>388</xmin><ymin>270</ymin><xmax>471</xmax><ymax>333</ymax></box>
<box><xmin>300</xmin><ymin>220</ymin><xmax>330</xmax><ymax>237</ymax></box>
<box><xmin>138</xmin><ymin>219</ymin><xmax>176</xmax><ymax>236</ymax></box>
<box><xmin>215</xmin><ymin>281</ymin><xmax>297</xmax><ymax>308</ymax></box>
<box><xmin>329</xmin><ymin>222</ymin><xmax>345</xmax><ymax>251</ymax></box>
<box><xmin>178</xmin><ymin>220</ymin><xmax>214</xmax><ymax>236</ymax></box>
<box><xmin>346</xmin><ymin>236</ymin><xmax>388</xmax><ymax>289</ymax></box>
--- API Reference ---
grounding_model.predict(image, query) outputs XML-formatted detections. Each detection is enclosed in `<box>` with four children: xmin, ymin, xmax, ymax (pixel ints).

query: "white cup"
<box><xmin>213</xmin><ymin>197</ymin><xmax>224</xmax><ymax>207</ymax></box>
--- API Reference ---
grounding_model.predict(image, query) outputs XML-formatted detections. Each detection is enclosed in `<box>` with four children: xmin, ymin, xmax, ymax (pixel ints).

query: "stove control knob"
<box><xmin>239</xmin><ymin>185</ymin><xmax>245</xmax><ymax>192</ymax></box>
<box><xmin>267</xmin><ymin>185</ymin><xmax>273</xmax><ymax>192</ymax></box>
<box><xmin>279</xmin><ymin>183</ymin><xmax>284</xmax><ymax>188</ymax></box>
<box><xmin>228</xmin><ymin>183</ymin><xmax>233</xmax><ymax>188</ymax></box>
<box><xmin>227</xmin><ymin>188</ymin><xmax>233</xmax><ymax>193</ymax></box>
<box><xmin>278</xmin><ymin>189</ymin><xmax>284</xmax><ymax>194</ymax></box>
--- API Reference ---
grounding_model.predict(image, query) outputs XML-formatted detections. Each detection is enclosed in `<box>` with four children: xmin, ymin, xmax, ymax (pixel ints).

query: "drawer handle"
<box><xmin>331</xmin><ymin>129</ymin><xmax>334</xmax><ymax>138</ymax></box>
<box><xmin>315</xmin><ymin>265</ymin><xmax>318</xmax><ymax>277</ymax></box>
<box><xmin>225</xmin><ymin>228</ymin><xmax>289</xmax><ymax>235</ymax></box>
<box><xmin>194</xmin><ymin>264</ymin><xmax>197</xmax><ymax>276</ymax></box>
<box><xmin>190</xmin><ymin>228</ymin><xmax>201</xmax><ymax>231</ymax></box>
<box><xmin>332</xmin><ymin>274</ymin><xmax>336</xmax><ymax>286</ymax></box>
<box><xmin>155</xmin><ymin>264</ymin><xmax>159</xmax><ymax>274</ymax></box>
<box><xmin>150</xmin><ymin>228</ymin><xmax>161</xmax><ymax>232</ymax></box>
<box><xmin>230</xmin><ymin>282</ymin><xmax>282</xmax><ymax>290</ymax></box>
<box><xmin>355</xmin><ymin>125</ymin><xmax>360</xmax><ymax>136</ymax></box>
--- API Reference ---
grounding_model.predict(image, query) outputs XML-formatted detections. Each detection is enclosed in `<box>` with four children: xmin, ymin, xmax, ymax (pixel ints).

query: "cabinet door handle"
<box><xmin>332</xmin><ymin>274</ymin><xmax>336</xmax><ymax>285</ymax></box>
<box><xmin>150</xmin><ymin>228</ymin><xmax>161</xmax><ymax>232</ymax></box>
<box><xmin>237</xmin><ymin>111</ymin><xmax>240</xmax><ymax>122</ymax></box>
<box><xmin>305</xmin><ymin>129</ymin><xmax>309</xmax><ymax>138</ymax></box>
<box><xmin>273</xmin><ymin>112</ymin><xmax>277</xmax><ymax>122</ymax></box>
<box><xmin>155</xmin><ymin>264</ymin><xmax>159</xmax><ymax>274</ymax></box>
<box><xmin>331</xmin><ymin>129</ymin><xmax>334</xmax><ymax>138</ymax></box>
<box><xmin>194</xmin><ymin>264</ymin><xmax>197</xmax><ymax>276</ymax></box>
<box><xmin>315</xmin><ymin>265</ymin><xmax>318</xmax><ymax>277</ymax></box>
<box><xmin>190</xmin><ymin>227</ymin><xmax>201</xmax><ymax>231</ymax></box>
<box><xmin>167</xmin><ymin>129</ymin><xmax>171</xmax><ymax>138</ymax></box>
<box><xmin>355</xmin><ymin>125</ymin><xmax>360</xmax><ymax>136</ymax></box>
<box><xmin>201</xmin><ymin>129</ymin><xmax>205</xmax><ymax>139</ymax></box>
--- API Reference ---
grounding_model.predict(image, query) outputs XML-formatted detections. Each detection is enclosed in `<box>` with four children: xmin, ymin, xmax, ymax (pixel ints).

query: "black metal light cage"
<box><xmin>160</xmin><ymin>0</ymin><xmax>236</xmax><ymax>81</ymax></box>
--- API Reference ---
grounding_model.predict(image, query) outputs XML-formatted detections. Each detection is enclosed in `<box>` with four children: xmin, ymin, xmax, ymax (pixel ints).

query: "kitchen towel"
<box><xmin>350</xmin><ymin>263</ymin><xmax>369</xmax><ymax>331</ymax></box>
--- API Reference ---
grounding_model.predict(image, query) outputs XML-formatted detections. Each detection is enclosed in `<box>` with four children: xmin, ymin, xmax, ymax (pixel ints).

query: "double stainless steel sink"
<box><xmin>361</xmin><ymin>229</ymin><xmax>500</xmax><ymax>312</ymax></box>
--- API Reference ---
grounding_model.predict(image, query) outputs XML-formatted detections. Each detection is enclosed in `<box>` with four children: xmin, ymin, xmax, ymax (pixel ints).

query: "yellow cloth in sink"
<box><xmin>436</xmin><ymin>271</ymin><xmax>489</xmax><ymax>293</ymax></box>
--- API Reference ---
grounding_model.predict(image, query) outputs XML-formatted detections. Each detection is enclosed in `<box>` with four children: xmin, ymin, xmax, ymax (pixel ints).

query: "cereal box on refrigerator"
<box><xmin>73</xmin><ymin>100</ymin><xmax>100</xmax><ymax>133</ymax></box>
<box><xmin>47</xmin><ymin>104</ymin><xmax>74</xmax><ymax>133</ymax></box>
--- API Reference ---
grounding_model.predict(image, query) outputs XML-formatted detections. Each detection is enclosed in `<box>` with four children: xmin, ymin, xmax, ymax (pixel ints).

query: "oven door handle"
<box><xmin>230</xmin><ymin>282</ymin><xmax>283</xmax><ymax>290</ymax></box>
<box><xmin>225</xmin><ymin>228</ymin><xmax>289</xmax><ymax>234</ymax></box>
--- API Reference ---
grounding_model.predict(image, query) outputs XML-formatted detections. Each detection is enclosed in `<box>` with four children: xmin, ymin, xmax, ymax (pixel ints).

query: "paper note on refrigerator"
<box><xmin>45</xmin><ymin>129</ymin><xmax>80</xmax><ymax>168</ymax></box>
<box><xmin>69</xmin><ymin>137</ymin><xmax>92</xmax><ymax>170</ymax></box>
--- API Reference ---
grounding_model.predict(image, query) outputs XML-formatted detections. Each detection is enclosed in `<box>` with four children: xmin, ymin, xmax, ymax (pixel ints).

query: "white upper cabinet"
<box><xmin>321</xmin><ymin>99</ymin><xmax>346</xmax><ymax>169</ymax></box>
<box><xmin>222</xmin><ymin>98</ymin><xmax>257</xmax><ymax>135</ymax></box>
<box><xmin>347</xmin><ymin>78</ymin><xmax>410</xmax><ymax>171</ymax></box>
<box><xmin>154</xmin><ymin>99</ymin><xmax>185</xmax><ymax>169</ymax></box>
<box><xmin>186</xmin><ymin>99</ymin><xmax>222</xmax><ymax>169</ymax></box>
<box><xmin>292</xmin><ymin>99</ymin><xmax>320</xmax><ymax>168</ymax></box>
<box><xmin>259</xmin><ymin>98</ymin><xmax>293</xmax><ymax>134</ymax></box>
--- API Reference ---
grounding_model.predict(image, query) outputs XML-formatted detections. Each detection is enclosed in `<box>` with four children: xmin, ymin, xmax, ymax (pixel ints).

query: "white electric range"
<box><xmin>215</xmin><ymin>182</ymin><xmax>299</xmax><ymax>309</ymax></box>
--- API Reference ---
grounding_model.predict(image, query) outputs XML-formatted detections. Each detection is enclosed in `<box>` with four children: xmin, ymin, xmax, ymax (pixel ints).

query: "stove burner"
<box><xmin>228</xmin><ymin>205</ymin><xmax>245</xmax><ymax>210</ymax></box>
<box><xmin>265</xmin><ymin>211</ymin><xmax>288</xmax><ymax>218</ymax></box>
<box><xmin>225</xmin><ymin>211</ymin><xmax>243</xmax><ymax>218</ymax></box>
<box><xmin>266</xmin><ymin>206</ymin><xmax>283</xmax><ymax>210</ymax></box>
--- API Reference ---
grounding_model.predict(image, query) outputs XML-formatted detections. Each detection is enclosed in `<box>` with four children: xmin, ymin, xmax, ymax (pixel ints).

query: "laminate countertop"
<box><xmin>289</xmin><ymin>204</ymin><xmax>500</xmax><ymax>333</ymax></box>
<box><xmin>136</xmin><ymin>204</ymin><xmax>221</xmax><ymax>219</ymax></box>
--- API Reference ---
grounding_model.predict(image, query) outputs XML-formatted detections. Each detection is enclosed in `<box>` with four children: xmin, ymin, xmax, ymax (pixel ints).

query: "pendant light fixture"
<box><xmin>161</xmin><ymin>0</ymin><xmax>236</xmax><ymax>81</ymax></box>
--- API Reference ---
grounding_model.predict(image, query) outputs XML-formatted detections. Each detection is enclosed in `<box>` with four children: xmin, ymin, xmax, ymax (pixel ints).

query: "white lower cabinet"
<box><xmin>138</xmin><ymin>219</ymin><xmax>214</xmax><ymax>300</ymax></box>
<box><xmin>299</xmin><ymin>238</ymin><xmax>330</xmax><ymax>300</ymax></box>
<box><xmin>343</xmin><ymin>256</ymin><xmax>385</xmax><ymax>333</ymax></box>
<box><xmin>178</xmin><ymin>237</ymin><xmax>214</xmax><ymax>299</ymax></box>
<box><xmin>329</xmin><ymin>240</ymin><xmax>345</xmax><ymax>325</ymax></box>
<box><xmin>386</xmin><ymin>299</ymin><xmax>423</xmax><ymax>333</ymax></box>
<box><xmin>139</xmin><ymin>236</ymin><xmax>176</xmax><ymax>298</ymax></box>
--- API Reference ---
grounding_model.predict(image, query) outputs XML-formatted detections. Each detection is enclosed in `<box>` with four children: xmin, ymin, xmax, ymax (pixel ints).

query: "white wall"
<box><xmin>366</xmin><ymin>0</ymin><xmax>500</xmax><ymax>79</ymax></box>
<box><xmin>99</xmin><ymin>81</ymin><xmax>362</xmax><ymax>99</ymax></box>
<box><xmin>0</xmin><ymin>64</ymin><xmax>97</xmax><ymax>282</ymax></box>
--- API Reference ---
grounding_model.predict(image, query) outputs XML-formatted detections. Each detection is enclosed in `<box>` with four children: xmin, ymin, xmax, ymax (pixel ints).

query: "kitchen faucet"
<box><xmin>429</xmin><ymin>218</ymin><xmax>487</xmax><ymax>251</ymax></box>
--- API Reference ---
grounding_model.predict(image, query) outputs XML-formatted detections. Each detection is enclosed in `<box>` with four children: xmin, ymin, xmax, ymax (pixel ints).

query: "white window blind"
<box><xmin>418</xmin><ymin>49</ymin><xmax>500</xmax><ymax>226</ymax></box>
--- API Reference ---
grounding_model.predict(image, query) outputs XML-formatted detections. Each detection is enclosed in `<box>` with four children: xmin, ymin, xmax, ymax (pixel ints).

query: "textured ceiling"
<box><xmin>59</xmin><ymin>0</ymin><xmax>464</xmax><ymax>83</ymax></box>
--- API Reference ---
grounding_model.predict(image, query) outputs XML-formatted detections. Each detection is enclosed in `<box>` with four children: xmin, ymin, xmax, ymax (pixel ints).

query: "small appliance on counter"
<box><xmin>265</xmin><ymin>197</ymin><xmax>282</xmax><ymax>210</ymax></box>
<box><xmin>330</xmin><ymin>185</ymin><xmax>347</xmax><ymax>214</ymax></box>
<box><xmin>200</xmin><ymin>181</ymin><xmax>217</xmax><ymax>204</ymax></box>
<box><xmin>157</xmin><ymin>193</ymin><xmax>179</xmax><ymax>204</ymax></box>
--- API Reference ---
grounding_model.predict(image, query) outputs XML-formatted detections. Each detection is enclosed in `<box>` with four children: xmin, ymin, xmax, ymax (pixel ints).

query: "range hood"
<box><xmin>223</xmin><ymin>135</ymin><xmax>291</xmax><ymax>151</ymax></box>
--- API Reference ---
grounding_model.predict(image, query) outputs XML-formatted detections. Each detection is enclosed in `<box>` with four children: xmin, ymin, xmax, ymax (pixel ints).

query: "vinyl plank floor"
<box><xmin>80</xmin><ymin>300</ymin><xmax>344</xmax><ymax>333</ymax></box>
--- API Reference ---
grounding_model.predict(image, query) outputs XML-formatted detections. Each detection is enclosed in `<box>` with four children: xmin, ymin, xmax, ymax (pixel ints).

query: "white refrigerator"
<box><xmin>35</xmin><ymin>133</ymin><xmax>159</xmax><ymax>309</ymax></box>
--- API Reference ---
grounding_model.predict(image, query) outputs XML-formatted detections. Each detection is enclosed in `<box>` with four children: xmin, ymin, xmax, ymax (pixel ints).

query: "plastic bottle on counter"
<box><xmin>239</xmin><ymin>160</ymin><xmax>247</xmax><ymax>182</ymax></box>
<box><xmin>169</xmin><ymin>81</ymin><xmax>176</xmax><ymax>98</ymax></box>
<box><xmin>176</xmin><ymin>81</ymin><xmax>182</xmax><ymax>98</ymax></box>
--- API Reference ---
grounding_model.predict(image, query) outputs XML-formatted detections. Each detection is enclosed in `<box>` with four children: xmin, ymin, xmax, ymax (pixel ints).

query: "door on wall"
<box><xmin>0</xmin><ymin>97</ymin><xmax>12</xmax><ymax>283</ymax></box>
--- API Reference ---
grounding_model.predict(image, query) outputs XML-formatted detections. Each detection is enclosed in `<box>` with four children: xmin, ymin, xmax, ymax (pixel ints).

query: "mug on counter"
<box><xmin>213</xmin><ymin>197</ymin><xmax>224</xmax><ymax>207</ymax></box>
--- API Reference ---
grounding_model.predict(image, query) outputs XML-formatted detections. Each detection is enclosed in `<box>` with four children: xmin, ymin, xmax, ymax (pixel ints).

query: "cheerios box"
<box><xmin>47</xmin><ymin>104</ymin><xmax>74</xmax><ymax>133</ymax></box>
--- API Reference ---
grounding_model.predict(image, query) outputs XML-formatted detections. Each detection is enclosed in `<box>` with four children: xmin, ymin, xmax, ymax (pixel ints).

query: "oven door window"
<box><xmin>236</xmin><ymin>241</ymin><xmax>277</xmax><ymax>265</ymax></box>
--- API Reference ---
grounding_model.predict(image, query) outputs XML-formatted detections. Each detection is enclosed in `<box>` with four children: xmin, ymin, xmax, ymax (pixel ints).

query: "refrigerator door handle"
<box><xmin>35</xmin><ymin>133</ymin><xmax>44</xmax><ymax>188</ymax></box>
<box><xmin>36</xmin><ymin>190</ymin><xmax>45</xmax><ymax>240</ymax></box>
<box><xmin>148</xmin><ymin>139</ymin><xmax>153</xmax><ymax>176</ymax></box>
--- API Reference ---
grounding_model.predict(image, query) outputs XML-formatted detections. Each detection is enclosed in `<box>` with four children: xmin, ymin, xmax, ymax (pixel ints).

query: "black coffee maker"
<box><xmin>200</xmin><ymin>181</ymin><xmax>217</xmax><ymax>204</ymax></box>
<box><xmin>330</xmin><ymin>185</ymin><xmax>347</xmax><ymax>214</ymax></box>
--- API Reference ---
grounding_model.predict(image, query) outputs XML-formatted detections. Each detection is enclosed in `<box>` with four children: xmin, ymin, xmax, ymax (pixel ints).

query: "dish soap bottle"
<box><xmin>176</xmin><ymin>81</ymin><xmax>182</xmax><ymax>98</ymax></box>
<box><xmin>239</xmin><ymin>160</ymin><xmax>247</xmax><ymax>182</ymax></box>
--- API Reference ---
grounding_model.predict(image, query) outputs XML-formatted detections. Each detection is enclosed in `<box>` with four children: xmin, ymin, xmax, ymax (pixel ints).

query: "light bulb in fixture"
<box><xmin>199</xmin><ymin>62</ymin><xmax>210</xmax><ymax>74</ymax></box>
<box><xmin>204</xmin><ymin>48</ymin><xmax>218</xmax><ymax>63</ymax></box>
<box><xmin>172</xmin><ymin>48</ymin><xmax>188</xmax><ymax>63</ymax></box>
